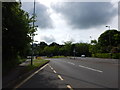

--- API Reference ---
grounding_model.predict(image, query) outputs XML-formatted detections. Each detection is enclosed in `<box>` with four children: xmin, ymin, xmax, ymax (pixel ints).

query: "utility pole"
<box><xmin>106</xmin><ymin>25</ymin><xmax>112</xmax><ymax>58</ymax></box>
<box><xmin>106</xmin><ymin>26</ymin><xmax>111</xmax><ymax>46</ymax></box>
<box><xmin>90</xmin><ymin>36</ymin><xmax>92</xmax><ymax>44</ymax></box>
<box><xmin>31</xmin><ymin>0</ymin><xmax>36</xmax><ymax>65</ymax></box>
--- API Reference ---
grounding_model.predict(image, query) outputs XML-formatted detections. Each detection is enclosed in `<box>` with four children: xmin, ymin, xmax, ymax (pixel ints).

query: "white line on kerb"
<box><xmin>79</xmin><ymin>65</ymin><xmax>103</xmax><ymax>73</ymax></box>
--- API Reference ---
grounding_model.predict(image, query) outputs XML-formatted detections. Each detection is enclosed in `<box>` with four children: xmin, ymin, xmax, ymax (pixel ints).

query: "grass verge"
<box><xmin>48</xmin><ymin>56</ymin><xmax>65</xmax><ymax>58</ymax></box>
<box><xmin>25</xmin><ymin>59</ymin><xmax>50</xmax><ymax>72</ymax></box>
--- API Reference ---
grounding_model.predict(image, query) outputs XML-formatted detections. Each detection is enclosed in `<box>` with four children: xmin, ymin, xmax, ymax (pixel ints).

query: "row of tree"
<box><xmin>32</xmin><ymin>41</ymin><xmax>91</xmax><ymax>57</ymax></box>
<box><xmin>32</xmin><ymin>30</ymin><xmax>120</xmax><ymax>57</ymax></box>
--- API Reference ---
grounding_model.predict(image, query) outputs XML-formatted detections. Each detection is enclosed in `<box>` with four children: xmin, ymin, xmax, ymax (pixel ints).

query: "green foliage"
<box><xmin>89</xmin><ymin>44</ymin><xmax>101</xmax><ymax>54</ymax></box>
<box><xmin>90</xmin><ymin>30</ymin><xmax>120</xmax><ymax>59</ymax></box>
<box><xmin>75</xmin><ymin>43</ymin><xmax>91</xmax><ymax>56</ymax></box>
<box><xmin>92</xmin><ymin>53</ymin><xmax>120</xmax><ymax>59</ymax></box>
<box><xmin>93</xmin><ymin>53</ymin><xmax>111</xmax><ymax>58</ymax></box>
<box><xmin>35</xmin><ymin>41</ymin><xmax>91</xmax><ymax>57</ymax></box>
<box><xmin>112</xmin><ymin>53</ymin><xmax>120</xmax><ymax>59</ymax></box>
<box><xmin>98</xmin><ymin>30</ymin><xmax>120</xmax><ymax>53</ymax></box>
<box><xmin>52</xmin><ymin>56</ymin><xmax>65</xmax><ymax>58</ymax></box>
<box><xmin>91</xmin><ymin>40</ymin><xmax>97</xmax><ymax>45</ymax></box>
<box><xmin>2</xmin><ymin>2</ymin><xmax>36</xmax><ymax>70</ymax></box>
<box><xmin>43</xmin><ymin>46</ymin><xmax>59</xmax><ymax>56</ymax></box>
<box><xmin>20</xmin><ymin>59</ymin><xmax>49</xmax><ymax>75</ymax></box>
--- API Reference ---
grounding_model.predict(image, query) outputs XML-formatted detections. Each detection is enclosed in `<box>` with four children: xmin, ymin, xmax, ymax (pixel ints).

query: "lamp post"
<box><xmin>106</xmin><ymin>25</ymin><xmax>112</xmax><ymax>58</ymax></box>
<box><xmin>31</xmin><ymin>0</ymin><xmax>36</xmax><ymax>65</ymax></box>
<box><xmin>90</xmin><ymin>36</ymin><xmax>92</xmax><ymax>44</ymax></box>
<box><xmin>106</xmin><ymin>26</ymin><xmax>111</xmax><ymax>47</ymax></box>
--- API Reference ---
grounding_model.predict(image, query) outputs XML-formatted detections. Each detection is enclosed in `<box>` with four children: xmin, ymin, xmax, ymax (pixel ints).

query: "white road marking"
<box><xmin>53</xmin><ymin>70</ymin><xmax>57</xmax><ymax>73</ymax></box>
<box><xmin>71</xmin><ymin>63</ymin><xmax>75</xmax><ymax>65</ymax></box>
<box><xmin>68</xmin><ymin>62</ymin><xmax>75</xmax><ymax>65</ymax></box>
<box><xmin>58</xmin><ymin>75</ymin><xmax>64</xmax><ymax>80</ymax></box>
<box><xmin>48</xmin><ymin>64</ymin><xmax>54</xmax><ymax>70</ymax></box>
<box><xmin>14</xmin><ymin>64</ymin><xmax>48</xmax><ymax>88</ymax></box>
<box><xmin>48</xmin><ymin>64</ymin><xmax>73</xmax><ymax>89</ymax></box>
<box><xmin>79</xmin><ymin>65</ymin><xmax>103</xmax><ymax>73</ymax></box>
<box><xmin>67</xmin><ymin>85</ymin><xmax>73</xmax><ymax>90</ymax></box>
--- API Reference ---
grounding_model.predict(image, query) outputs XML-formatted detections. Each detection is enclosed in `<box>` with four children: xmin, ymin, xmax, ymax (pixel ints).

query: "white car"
<box><xmin>81</xmin><ymin>55</ymin><xmax>85</xmax><ymax>58</ymax></box>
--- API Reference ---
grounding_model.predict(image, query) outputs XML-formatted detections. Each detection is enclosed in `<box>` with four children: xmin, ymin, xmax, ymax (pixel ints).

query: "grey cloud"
<box><xmin>42</xmin><ymin>35</ymin><xmax>55</xmax><ymax>43</ymax></box>
<box><xmin>51</xmin><ymin>2</ymin><xmax>117</xmax><ymax>29</ymax></box>
<box><xmin>21</xmin><ymin>2</ymin><xmax>53</xmax><ymax>29</ymax></box>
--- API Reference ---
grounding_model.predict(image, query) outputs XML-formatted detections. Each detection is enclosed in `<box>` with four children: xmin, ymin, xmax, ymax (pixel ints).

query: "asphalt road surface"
<box><xmin>18</xmin><ymin>57</ymin><xmax>119</xmax><ymax>89</ymax></box>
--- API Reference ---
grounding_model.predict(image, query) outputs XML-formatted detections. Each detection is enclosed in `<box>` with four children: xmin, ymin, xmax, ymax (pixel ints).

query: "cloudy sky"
<box><xmin>21</xmin><ymin>0</ymin><xmax>119</xmax><ymax>45</ymax></box>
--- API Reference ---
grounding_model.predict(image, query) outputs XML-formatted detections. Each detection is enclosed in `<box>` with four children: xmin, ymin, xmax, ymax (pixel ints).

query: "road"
<box><xmin>18</xmin><ymin>57</ymin><xmax>119</xmax><ymax>89</ymax></box>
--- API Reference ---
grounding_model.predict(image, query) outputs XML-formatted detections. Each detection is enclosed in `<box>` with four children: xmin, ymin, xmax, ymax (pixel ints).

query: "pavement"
<box><xmin>2</xmin><ymin>59</ymin><xmax>31</xmax><ymax>88</ymax></box>
<box><xmin>2</xmin><ymin>58</ymin><xmax>49</xmax><ymax>89</ymax></box>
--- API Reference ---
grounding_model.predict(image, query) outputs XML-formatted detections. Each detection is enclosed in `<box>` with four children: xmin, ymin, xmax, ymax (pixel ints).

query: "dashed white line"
<box><xmin>53</xmin><ymin>70</ymin><xmax>57</xmax><ymax>73</ymax></box>
<box><xmin>49</xmin><ymin>64</ymin><xmax>73</xmax><ymax>89</ymax></box>
<box><xmin>67</xmin><ymin>85</ymin><xmax>73</xmax><ymax>90</ymax></box>
<box><xmin>79</xmin><ymin>65</ymin><xmax>103</xmax><ymax>73</ymax></box>
<box><xmin>58</xmin><ymin>75</ymin><xmax>64</xmax><ymax>80</ymax></box>
<box><xmin>48</xmin><ymin>64</ymin><xmax>54</xmax><ymax>70</ymax></box>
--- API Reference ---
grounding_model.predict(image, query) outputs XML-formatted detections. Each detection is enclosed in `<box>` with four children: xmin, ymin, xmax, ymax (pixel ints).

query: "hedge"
<box><xmin>92</xmin><ymin>53</ymin><xmax>120</xmax><ymax>59</ymax></box>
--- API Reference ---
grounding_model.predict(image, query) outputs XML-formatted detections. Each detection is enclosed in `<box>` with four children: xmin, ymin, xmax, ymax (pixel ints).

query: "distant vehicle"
<box><xmin>81</xmin><ymin>55</ymin><xmax>85</xmax><ymax>58</ymax></box>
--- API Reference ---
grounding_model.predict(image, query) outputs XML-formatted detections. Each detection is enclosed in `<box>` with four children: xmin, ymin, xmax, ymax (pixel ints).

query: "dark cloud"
<box><xmin>21</xmin><ymin>2</ymin><xmax>53</xmax><ymax>29</ymax></box>
<box><xmin>51</xmin><ymin>2</ymin><xmax>117</xmax><ymax>29</ymax></box>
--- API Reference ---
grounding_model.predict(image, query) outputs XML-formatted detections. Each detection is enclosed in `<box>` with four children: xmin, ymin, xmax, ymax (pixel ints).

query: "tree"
<box><xmin>49</xmin><ymin>42</ymin><xmax>59</xmax><ymax>47</ymax></box>
<box><xmin>39</xmin><ymin>42</ymin><xmax>48</xmax><ymax>47</ymax></box>
<box><xmin>38</xmin><ymin>42</ymin><xmax>48</xmax><ymax>56</ymax></box>
<box><xmin>43</xmin><ymin>46</ymin><xmax>59</xmax><ymax>56</ymax></box>
<box><xmin>98</xmin><ymin>30</ymin><xmax>120</xmax><ymax>53</ymax></box>
<box><xmin>75</xmin><ymin>43</ymin><xmax>90</xmax><ymax>57</ymax></box>
<box><xmin>91</xmin><ymin>40</ymin><xmax>97</xmax><ymax>45</ymax></box>
<box><xmin>2</xmin><ymin>2</ymin><xmax>35</xmax><ymax>68</ymax></box>
<box><xmin>63</xmin><ymin>41</ymin><xmax>72</xmax><ymax>56</ymax></box>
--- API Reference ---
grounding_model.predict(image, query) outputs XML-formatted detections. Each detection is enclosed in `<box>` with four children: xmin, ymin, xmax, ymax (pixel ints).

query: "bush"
<box><xmin>112</xmin><ymin>53</ymin><xmax>120</xmax><ymax>59</ymax></box>
<box><xmin>92</xmin><ymin>53</ymin><xmax>120</xmax><ymax>59</ymax></box>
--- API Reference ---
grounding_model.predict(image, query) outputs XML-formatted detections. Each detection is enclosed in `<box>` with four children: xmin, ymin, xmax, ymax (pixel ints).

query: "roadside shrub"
<box><xmin>92</xmin><ymin>53</ymin><xmax>120</xmax><ymax>59</ymax></box>
<box><xmin>112</xmin><ymin>53</ymin><xmax>120</xmax><ymax>59</ymax></box>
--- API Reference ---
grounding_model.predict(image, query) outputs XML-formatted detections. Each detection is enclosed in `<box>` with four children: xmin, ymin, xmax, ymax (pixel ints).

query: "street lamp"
<box><xmin>106</xmin><ymin>25</ymin><xmax>111</xmax><ymax>47</ymax></box>
<box><xmin>106</xmin><ymin>26</ymin><xmax>110</xmax><ymax>30</ymax></box>
<box><xmin>106</xmin><ymin>25</ymin><xmax>112</xmax><ymax>58</ymax></box>
<box><xmin>31</xmin><ymin>0</ymin><xmax>36</xmax><ymax>65</ymax></box>
<box><xmin>90</xmin><ymin>36</ymin><xmax>92</xmax><ymax>44</ymax></box>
